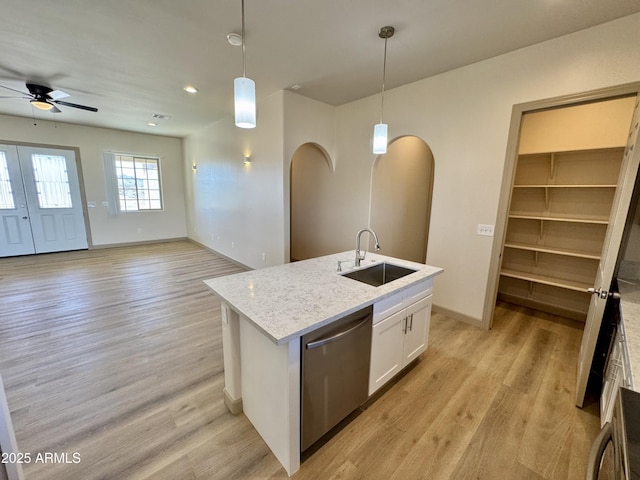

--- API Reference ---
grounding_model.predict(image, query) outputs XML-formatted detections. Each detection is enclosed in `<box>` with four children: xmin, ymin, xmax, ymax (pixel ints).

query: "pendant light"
<box><xmin>234</xmin><ymin>0</ymin><xmax>256</xmax><ymax>128</ymax></box>
<box><xmin>372</xmin><ymin>26</ymin><xmax>394</xmax><ymax>154</ymax></box>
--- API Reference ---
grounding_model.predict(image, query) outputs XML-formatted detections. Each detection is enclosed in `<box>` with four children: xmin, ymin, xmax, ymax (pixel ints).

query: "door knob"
<box><xmin>21</xmin><ymin>216</ymin><xmax>28</xmax><ymax>220</ymax></box>
<box><xmin>587</xmin><ymin>287</ymin><xmax>608</xmax><ymax>299</ymax></box>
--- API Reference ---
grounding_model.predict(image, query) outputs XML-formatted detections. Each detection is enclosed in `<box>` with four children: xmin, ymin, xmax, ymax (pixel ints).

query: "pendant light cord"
<box><xmin>241</xmin><ymin>0</ymin><xmax>247</xmax><ymax>78</ymax></box>
<box><xmin>380</xmin><ymin>35</ymin><xmax>388</xmax><ymax>124</ymax></box>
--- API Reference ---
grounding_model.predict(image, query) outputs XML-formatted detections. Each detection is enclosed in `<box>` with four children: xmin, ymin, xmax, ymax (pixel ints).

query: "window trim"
<box><xmin>105</xmin><ymin>152</ymin><xmax>164</xmax><ymax>213</ymax></box>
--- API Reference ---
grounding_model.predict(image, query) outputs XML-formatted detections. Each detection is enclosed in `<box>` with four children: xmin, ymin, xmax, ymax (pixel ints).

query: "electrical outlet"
<box><xmin>477</xmin><ymin>224</ymin><xmax>495</xmax><ymax>236</ymax></box>
<box><xmin>261</xmin><ymin>253</ymin><xmax>266</xmax><ymax>262</ymax></box>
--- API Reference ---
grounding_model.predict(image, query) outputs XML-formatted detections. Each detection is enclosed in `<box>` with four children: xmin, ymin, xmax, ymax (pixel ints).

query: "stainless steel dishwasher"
<box><xmin>301</xmin><ymin>305</ymin><xmax>372</xmax><ymax>452</ymax></box>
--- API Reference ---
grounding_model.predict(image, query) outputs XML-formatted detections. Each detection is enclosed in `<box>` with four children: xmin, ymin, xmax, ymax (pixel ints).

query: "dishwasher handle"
<box><xmin>305</xmin><ymin>317</ymin><xmax>370</xmax><ymax>350</ymax></box>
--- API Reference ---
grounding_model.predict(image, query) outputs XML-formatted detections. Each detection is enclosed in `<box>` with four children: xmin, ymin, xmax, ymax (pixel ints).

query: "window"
<box><xmin>31</xmin><ymin>154</ymin><xmax>73</xmax><ymax>209</ymax></box>
<box><xmin>0</xmin><ymin>152</ymin><xmax>15</xmax><ymax>209</ymax></box>
<box><xmin>114</xmin><ymin>154</ymin><xmax>162</xmax><ymax>211</ymax></box>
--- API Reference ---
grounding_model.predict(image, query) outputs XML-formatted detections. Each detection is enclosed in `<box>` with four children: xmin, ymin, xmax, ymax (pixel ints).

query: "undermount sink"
<box><xmin>341</xmin><ymin>262</ymin><xmax>417</xmax><ymax>287</ymax></box>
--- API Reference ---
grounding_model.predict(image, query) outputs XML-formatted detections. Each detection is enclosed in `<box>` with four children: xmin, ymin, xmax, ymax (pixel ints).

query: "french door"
<box><xmin>0</xmin><ymin>144</ymin><xmax>88</xmax><ymax>257</ymax></box>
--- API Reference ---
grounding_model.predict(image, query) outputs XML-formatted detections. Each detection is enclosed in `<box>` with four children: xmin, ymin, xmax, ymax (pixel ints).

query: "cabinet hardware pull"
<box><xmin>402</xmin><ymin>317</ymin><xmax>407</xmax><ymax>334</ymax></box>
<box><xmin>409</xmin><ymin>313</ymin><xmax>413</xmax><ymax>331</ymax></box>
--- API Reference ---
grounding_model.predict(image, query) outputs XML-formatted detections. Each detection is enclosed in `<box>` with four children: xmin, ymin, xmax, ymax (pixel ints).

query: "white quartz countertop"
<box><xmin>204</xmin><ymin>251</ymin><xmax>443</xmax><ymax>345</ymax></box>
<box><xmin>619</xmin><ymin>280</ymin><xmax>640</xmax><ymax>389</ymax></box>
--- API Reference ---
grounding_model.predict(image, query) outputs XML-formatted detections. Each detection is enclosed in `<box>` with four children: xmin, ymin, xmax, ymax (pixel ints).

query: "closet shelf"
<box><xmin>503</xmin><ymin>242</ymin><xmax>601</xmax><ymax>260</ymax></box>
<box><xmin>497</xmin><ymin>291</ymin><xmax>589</xmax><ymax>319</ymax></box>
<box><xmin>500</xmin><ymin>139</ymin><xmax>625</xmax><ymax>320</ymax></box>
<box><xmin>512</xmin><ymin>184</ymin><xmax>617</xmax><ymax>188</ymax></box>
<box><xmin>500</xmin><ymin>269</ymin><xmax>592</xmax><ymax>293</ymax></box>
<box><xmin>518</xmin><ymin>146</ymin><xmax>625</xmax><ymax>157</ymax></box>
<box><xmin>508</xmin><ymin>214</ymin><xmax>609</xmax><ymax>225</ymax></box>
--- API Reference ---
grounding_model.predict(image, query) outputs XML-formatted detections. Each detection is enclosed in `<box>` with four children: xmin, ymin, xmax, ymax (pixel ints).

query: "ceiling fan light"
<box><xmin>31</xmin><ymin>99</ymin><xmax>54</xmax><ymax>111</ymax></box>
<box><xmin>234</xmin><ymin>77</ymin><xmax>256</xmax><ymax>129</ymax></box>
<box><xmin>373</xmin><ymin>123</ymin><xmax>388</xmax><ymax>154</ymax></box>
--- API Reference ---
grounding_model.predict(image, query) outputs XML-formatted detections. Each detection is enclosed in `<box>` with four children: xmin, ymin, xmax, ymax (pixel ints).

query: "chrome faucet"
<box><xmin>355</xmin><ymin>228</ymin><xmax>380</xmax><ymax>267</ymax></box>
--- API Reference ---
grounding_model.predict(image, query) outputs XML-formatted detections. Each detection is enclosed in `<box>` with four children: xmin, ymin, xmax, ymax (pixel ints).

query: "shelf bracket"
<box><xmin>534</xmin><ymin>251</ymin><xmax>539</xmax><ymax>268</ymax></box>
<box><xmin>528</xmin><ymin>280</ymin><xmax>535</xmax><ymax>297</ymax></box>
<box><xmin>539</xmin><ymin>219</ymin><xmax>545</xmax><ymax>240</ymax></box>
<box><xmin>550</xmin><ymin>153</ymin><xmax>556</xmax><ymax>181</ymax></box>
<box><xmin>544</xmin><ymin>186</ymin><xmax>550</xmax><ymax>211</ymax></box>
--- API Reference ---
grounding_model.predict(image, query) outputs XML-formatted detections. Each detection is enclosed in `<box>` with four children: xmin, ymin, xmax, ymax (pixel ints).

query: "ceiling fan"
<box><xmin>0</xmin><ymin>82</ymin><xmax>98</xmax><ymax>113</ymax></box>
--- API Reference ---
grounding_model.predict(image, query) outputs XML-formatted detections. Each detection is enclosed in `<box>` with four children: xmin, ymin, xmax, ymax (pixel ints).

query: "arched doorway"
<box><xmin>290</xmin><ymin>142</ymin><xmax>334</xmax><ymax>261</ymax></box>
<box><xmin>370</xmin><ymin>136</ymin><xmax>434</xmax><ymax>263</ymax></box>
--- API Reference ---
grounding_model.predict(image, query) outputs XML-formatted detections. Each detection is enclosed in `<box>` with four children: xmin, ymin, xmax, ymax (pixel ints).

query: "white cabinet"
<box><xmin>369</xmin><ymin>281</ymin><xmax>433</xmax><ymax>395</ymax></box>
<box><xmin>403</xmin><ymin>295</ymin><xmax>431</xmax><ymax>364</ymax></box>
<box><xmin>369</xmin><ymin>309</ymin><xmax>405</xmax><ymax>393</ymax></box>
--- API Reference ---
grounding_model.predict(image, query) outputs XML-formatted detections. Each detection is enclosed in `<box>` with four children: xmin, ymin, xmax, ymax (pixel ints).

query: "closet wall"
<box><xmin>498</xmin><ymin>96</ymin><xmax>636</xmax><ymax>321</ymax></box>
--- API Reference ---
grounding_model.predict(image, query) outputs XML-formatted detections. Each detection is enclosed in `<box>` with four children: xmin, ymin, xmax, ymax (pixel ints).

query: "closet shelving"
<box><xmin>498</xmin><ymin>147</ymin><xmax>624</xmax><ymax>320</ymax></box>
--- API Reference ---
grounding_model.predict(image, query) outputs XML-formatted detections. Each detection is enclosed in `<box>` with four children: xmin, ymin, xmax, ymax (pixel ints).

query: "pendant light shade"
<box><xmin>234</xmin><ymin>0</ymin><xmax>256</xmax><ymax>129</ymax></box>
<box><xmin>373</xmin><ymin>123</ymin><xmax>388</xmax><ymax>154</ymax></box>
<box><xmin>234</xmin><ymin>77</ymin><xmax>256</xmax><ymax>128</ymax></box>
<box><xmin>372</xmin><ymin>26</ymin><xmax>394</xmax><ymax>154</ymax></box>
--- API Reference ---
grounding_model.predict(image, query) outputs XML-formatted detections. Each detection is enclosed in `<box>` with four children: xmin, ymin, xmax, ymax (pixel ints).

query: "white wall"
<box><xmin>283</xmin><ymin>92</ymin><xmax>337</xmax><ymax>259</ymax></box>
<box><xmin>184</xmin><ymin>13</ymin><xmax>640</xmax><ymax>323</ymax></box>
<box><xmin>183</xmin><ymin>91</ymin><xmax>285</xmax><ymax>267</ymax></box>
<box><xmin>0</xmin><ymin>114</ymin><xmax>186</xmax><ymax>246</ymax></box>
<box><xmin>183</xmin><ymin>90</ymin><xmax>337</xmax><ymax>268</ymax></box>
<box><xmin>335</xmin><ymin>13</ymin><xmax>640</xmax><ymax>323</ymax></box>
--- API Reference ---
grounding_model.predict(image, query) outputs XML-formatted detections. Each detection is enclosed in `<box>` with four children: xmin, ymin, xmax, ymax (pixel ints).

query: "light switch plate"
<box><xmin>477</xmin><ymin>224</ymin><xmax>495</xmax><ymax>236</ymax></box>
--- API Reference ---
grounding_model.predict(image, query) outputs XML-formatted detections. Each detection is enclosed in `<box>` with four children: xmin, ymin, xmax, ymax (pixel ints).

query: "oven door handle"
<box><xmin>586</xmin><ymin>421</ymin><xmax>613</xmax><ymax>480</ymax></box>
<box><xmin>305</xmin><ymin>317</ymin><xmax>370</xmax><ymax>349</ymax></box>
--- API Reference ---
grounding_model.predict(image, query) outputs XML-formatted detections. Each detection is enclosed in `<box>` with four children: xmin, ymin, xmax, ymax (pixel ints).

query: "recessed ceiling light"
<box><xmin>290</xmin><ymin>84</ymin><xmax>302</xmax><ymax>90</ymax></box>
<box><xmin>148</xmin><ymin>122</ymin><xmax>158</xmax><ymax>127</ymax></box>
<box><xmin>184</xmin><ymin>85</ymin><xmax>199</xmax><ymax>94</ymax></box>
<box><xmin>227</xmin><ymin>33</ymin><xmax>243</xmax><ymax>47</ymax></box>
<box><xmin>151</xmin><ymin>113</ymin><xmax>171</xmax><ymax>120</ymax></box>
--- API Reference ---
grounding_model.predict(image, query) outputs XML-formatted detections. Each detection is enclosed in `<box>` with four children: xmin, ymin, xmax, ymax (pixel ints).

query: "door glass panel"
<box><xmin>31</xmin><ymin>154</ymin><xmax>73</xmax><ymax>209</ymax></box>
<box><xmin>0</xmin><ymin>152</ymin><xmax>15</xmax><ymax>209</ymax></box>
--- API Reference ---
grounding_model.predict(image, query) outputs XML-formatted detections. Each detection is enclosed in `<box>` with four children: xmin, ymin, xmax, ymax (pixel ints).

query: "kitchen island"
<box><xmin>204</xmin><ymin>251</ymin><xmax>443</xmax><ymax>475</ymax></box>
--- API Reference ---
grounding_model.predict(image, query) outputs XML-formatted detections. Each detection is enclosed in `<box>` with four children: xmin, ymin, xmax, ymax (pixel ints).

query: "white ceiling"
<box><xmin>1</xmin><ymin>0</ymin><xmax>639</xmax><ymax>138</ymax></box>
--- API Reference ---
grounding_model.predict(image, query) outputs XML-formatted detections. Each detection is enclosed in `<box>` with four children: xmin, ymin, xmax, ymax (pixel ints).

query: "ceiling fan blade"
<box><xmin>50</xmin><ymin>105</ymin><xmax>62</xmax><ymax>113</ymax></box>
<box><xmin>53</xmin><ymin>100</ymin><xmax>98</xmax><ymax>112</ymax></box>
<box><xmin>0</xmin><ymin>84</ymin><xmax>29</xmax><ymax>95</ymax></box>
<box><xmin>48</xmin><ymin>89</ymin><xmax>69</xmax><ymax>100</ymax></box>
<box><xmin>0</xmin><ymin>95</ymin><xmax>28</xmax><ymax>99</ymax></box>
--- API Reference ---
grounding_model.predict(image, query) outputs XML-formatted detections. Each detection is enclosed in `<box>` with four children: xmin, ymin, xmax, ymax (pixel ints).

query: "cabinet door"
<box><xmin>403</xmin><ymin>295</ymin><xmax>432</xmax><ymax>365</ymax></box>
<box><xmin>369</xmin><ymin>309</ymin><xmax>405</xmax><ymax>395</ymax></box>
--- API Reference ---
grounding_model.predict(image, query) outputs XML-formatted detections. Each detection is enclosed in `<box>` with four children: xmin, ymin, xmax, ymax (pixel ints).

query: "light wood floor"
<box><xmin>0</xmin><ymin>241</ymin><xmax>602</xmax><ymax>479</ymax></box>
